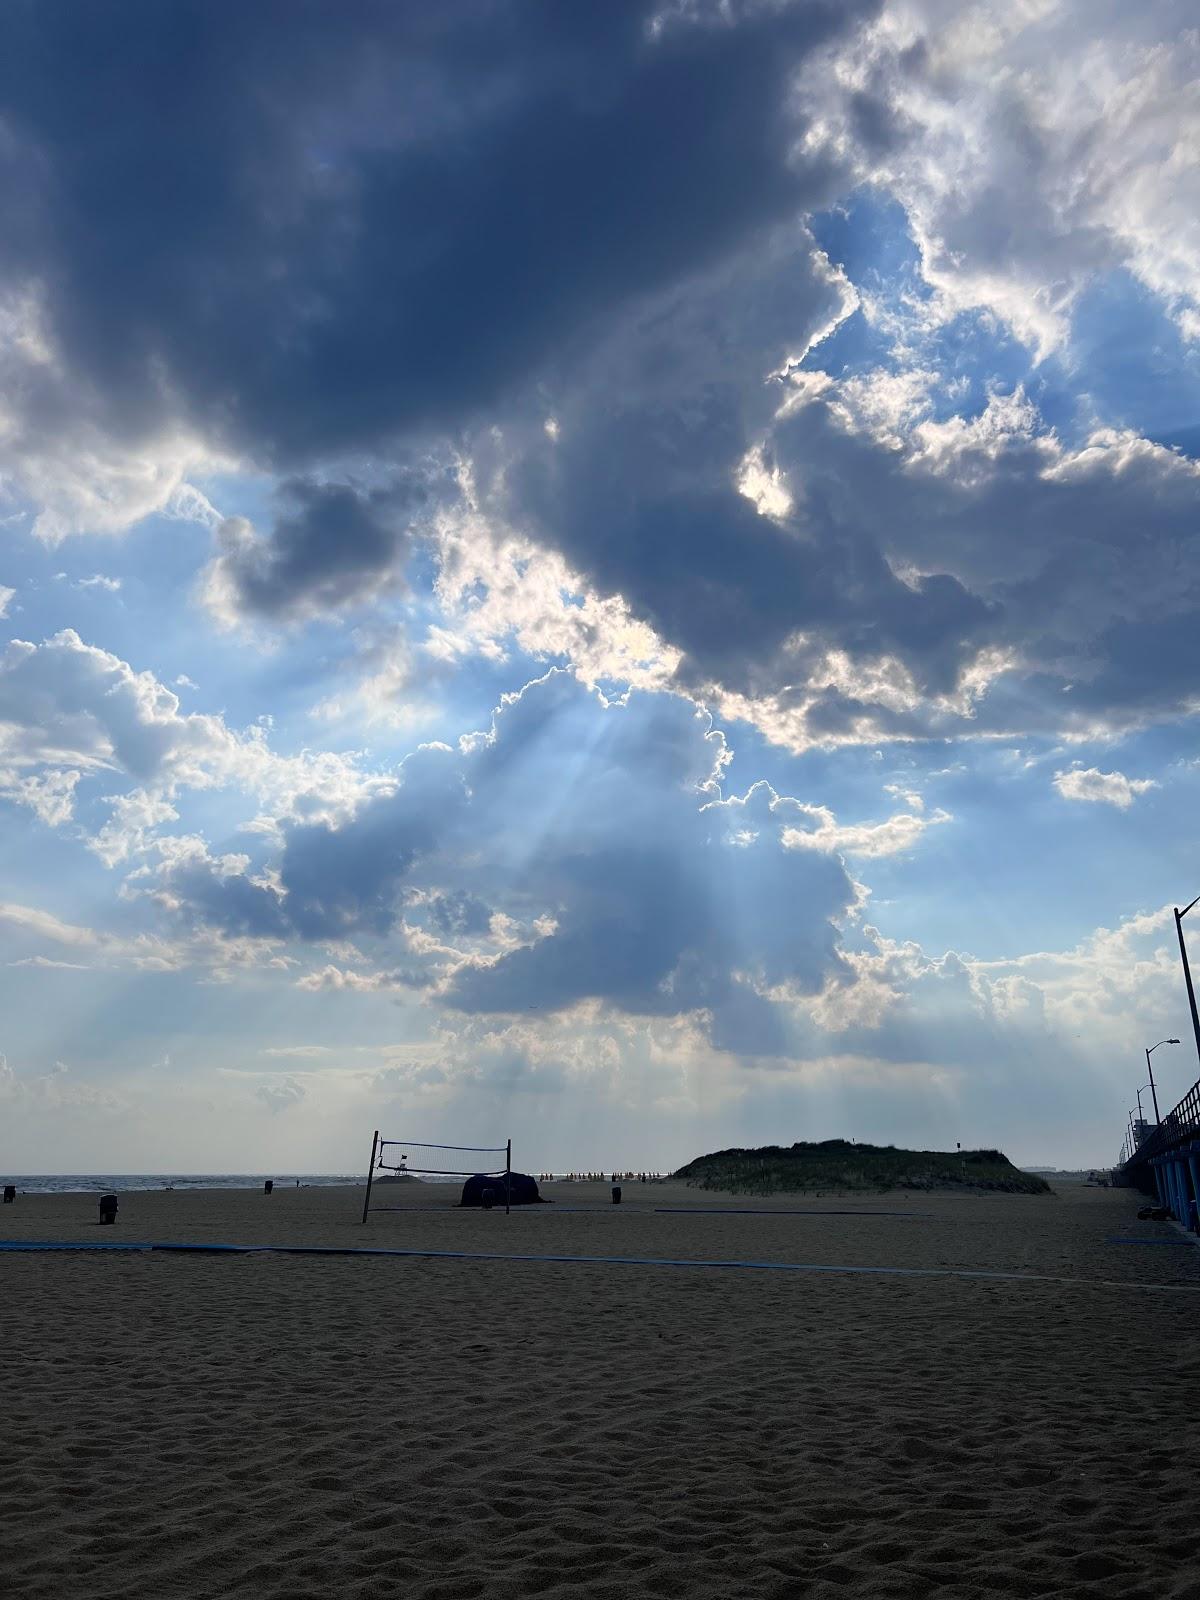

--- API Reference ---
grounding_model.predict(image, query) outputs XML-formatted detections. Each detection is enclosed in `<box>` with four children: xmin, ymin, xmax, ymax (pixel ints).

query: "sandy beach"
<box><xmin>3</xmin><ymin>1180</ymin><xmax>1198</xmax><ymax>1599</ymax></box>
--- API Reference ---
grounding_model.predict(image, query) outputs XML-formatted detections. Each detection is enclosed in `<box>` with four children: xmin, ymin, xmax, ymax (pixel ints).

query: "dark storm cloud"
<box><xmin>764</xmin><ymin>395</ymin><xmax>1200</xmax><ymax>735</ymax></box>
<box><xmin>0</xmin><ymin>0</ymin><xmax>873</xmax><ymax>465</ymax></box>
<box><xmin>507</xmin><ymin>466</ymin><xmax>997</xmax><ymax>702</ymax></box>
<box><xmin>484</xmin><ymin>334</ymin><xmax>1199</xmax><ymax>742</ymax></box>
<box><xmin>207</xmin><ymin>477</ymin><xmax>426</xmax><ymax>620</ymax></box>
<box><xmin>163</xmin><ymin>857</ymin><xmax>289</xmax><ymax>941</ymax></box>
<box><xmin>472</xmin><ymin>221</ymin><xmax>1001</xmax><ymax>710</ymax></box>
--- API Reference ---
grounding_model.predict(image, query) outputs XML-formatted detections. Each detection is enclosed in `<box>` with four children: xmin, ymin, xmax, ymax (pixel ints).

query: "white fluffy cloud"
<box><xmin>428</xmin><ymin>496</ymin><xmax>681</xmax><ymax>694</ymax></box>
<box><xmin>712</xmin><ymin>779</ymin><xmax>950</xmax><ymax>859</ymax></box>
<box><xmin>806</xmin><ymin>0</ymin><xmax>1200</xmax><ymax>353</ymax></box>
<box><xmin>0</xmin><ymin>630</ymin><xmax>383</xmax><ymax>860</ymax></box>
<box><xmin>1052</xmin><ymin>766</ymin><xmax>1157</xmax><ymax>809</ymax></box>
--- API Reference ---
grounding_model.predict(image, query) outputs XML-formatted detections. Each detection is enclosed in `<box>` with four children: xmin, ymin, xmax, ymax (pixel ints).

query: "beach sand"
<box><xmin>3</xmin><ymin>1180</ymin><xmax>1198</xmax><ymax>1599</ymax></box>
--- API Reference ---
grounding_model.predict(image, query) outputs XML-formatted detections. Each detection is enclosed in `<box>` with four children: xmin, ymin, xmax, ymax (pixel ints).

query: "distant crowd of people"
<box><xmin>537</xmin><ymin>1171</ymin><xmax>666</xmax><ymax>1183</ymax></box>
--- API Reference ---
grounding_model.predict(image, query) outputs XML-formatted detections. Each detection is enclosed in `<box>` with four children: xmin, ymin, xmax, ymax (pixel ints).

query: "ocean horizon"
<box><xmin>1</xmin><ymin>1174</ymin><xmax>368</xmax><ymax>1194</ymax></box>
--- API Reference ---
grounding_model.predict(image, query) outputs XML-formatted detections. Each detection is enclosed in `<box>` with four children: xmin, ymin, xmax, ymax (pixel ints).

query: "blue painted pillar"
<box><xmin>1153</xmin><ymin>1163</ymin><xmax>1166</xmax><ymax>1207</ymax></box>
<box><xmin>1172</xmin><ymin>1161</ymin><xmax>1187</xmax><ymax>1222</ymax></box>
<box><xmin>1187</xmin><ymin>1153</ymin><xmax>1200</xmax><ymax>1232</ymax></box>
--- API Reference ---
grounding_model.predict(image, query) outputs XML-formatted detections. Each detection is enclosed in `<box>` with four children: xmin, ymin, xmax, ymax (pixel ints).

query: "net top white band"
<box><xmin>378</xmin><ymin>1138</ymin><xmax>507</xmax><ymax>1154</ymax></box>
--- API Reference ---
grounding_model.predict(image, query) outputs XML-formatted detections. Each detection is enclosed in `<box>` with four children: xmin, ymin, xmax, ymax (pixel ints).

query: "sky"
<box><xmin>2</xmin><ymin>0</ymin><xmax>1200</xmax><ymax>1175</ymax></box>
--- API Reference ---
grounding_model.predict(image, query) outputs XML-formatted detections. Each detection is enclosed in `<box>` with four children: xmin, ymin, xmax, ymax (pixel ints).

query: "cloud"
<box><xmin>0</xmin><ymin>1055</ymin><xmax>123</xmax><ymax>1113</ymax></box>
<box><xmin>783</xmin><ymin>801</ymin><xmax>951</xmax><ymax>858</ymax></box>
<box><xmin>0</xmin><ymin>629</ymin><xmax>383</xmax><ymax>858</ymax></box>
<box><xmin>803</xmin><ymin>1</ymin><xmax>1200</xmax><ymax>355</ymax></box>
<box><xmin>0</xmin><ymin>895</ymin><xmax>297</xmax><ymax>982</ymax></box>
<box><xmin>0</xmin><ymin>628</ymin><xmax>245</xmax><ymax>784</ymax></box>
<box><xmin>469</xmin><ymin>339</ymin><xmax>1198</xmax><ymax>754</ymax></box>
<box><xmin>7</xmin><ymin>955</ymin><xmax>90</xmax><ymax>971</ymax></box>
<box><xmin>5</xmin><ymin>0</ymin><xmax>1194</xmax><ymax>764</ymax></box>
<box><xmin>692</xmin><ymin>378</ymin><xmax>1200</xmax><ymax>750</ymax></box>
<box><xmin>0</xmin><ymin>585</ymin><xmax>14</xmax><ymax>617</ymax></box>
<box><xmin>0</xmin><ymin>902</ymin><xmax>100</xmax><ymax>947</ymax></box>
<box><xmin>75</xmin><ymin>574</ymin><xmax>121</xmax><ymax>592</ymax></box>
<box><xmin>1052</xmin><ymin>767</ymin><xmax>1158</xmax><ymax>809</ymax></box>
<box><xmin>259</xmin><ymin>1044</ymin><xmax>339</xmax><ymax>1059</ymax></box>
<box><xmin>710</xmin><ymin>779</ymin><xmax>949</xmax><ymax>861</ymax></box>
<box><xmin>202</xmin><ymin>476</ymin><xmax>432</xmax><ymax>626</ymax></box>
<box><xmin>155</xmin><ymin>670</ymin><xmax>866</xmax><ymax>1053</ymax></box>
<box><xmin>0</xmin><ymin>0</ymin><xmax>872</xmax><ymax>536</ymax></box>
<box><xmin>426</xmin><ymin>502</ymin><xmax>682</xmax><ymax>697</ymax></box>
<box><xmin>392</xmin><ymin>8</ymin><xmax>1198</xmax><ymax>763</ymax></box>
<box><xmin>255</xmin><ymin>1077</ymin><xmax>306</xmax><ymax>1113</ymax></box>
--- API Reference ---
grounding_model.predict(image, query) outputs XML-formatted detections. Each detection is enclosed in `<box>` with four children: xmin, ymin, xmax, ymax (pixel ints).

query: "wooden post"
<box><xmin>505</xmin><ymin>1138</ymin><xmax>512</xmax><ymax>1215</ymax></box>
<box><xmin>361</xmin><ymin>1128</ymin><xmax>379</xmax><ymax>1224</ymax></box>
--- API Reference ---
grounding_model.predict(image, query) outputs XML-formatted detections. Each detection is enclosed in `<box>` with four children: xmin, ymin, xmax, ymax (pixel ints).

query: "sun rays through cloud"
<box><xmin>2</xmin><ymin>0</ymin><xmax>1199</xmax><ymax>1170</ymax></box>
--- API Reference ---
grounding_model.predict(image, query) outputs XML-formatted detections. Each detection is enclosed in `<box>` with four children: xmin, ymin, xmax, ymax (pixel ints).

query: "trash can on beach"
<box><xmin>98</xmin><ymin>1194</ymin><xmax>119</xmax><ymax>1225</ymax></box>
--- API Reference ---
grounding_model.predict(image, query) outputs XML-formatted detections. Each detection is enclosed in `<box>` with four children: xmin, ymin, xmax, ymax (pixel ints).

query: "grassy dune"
<box><xmin>674</xmin><ymin>1139</ymin><xmax>1051</xmax><ymax>1196</ymax></box>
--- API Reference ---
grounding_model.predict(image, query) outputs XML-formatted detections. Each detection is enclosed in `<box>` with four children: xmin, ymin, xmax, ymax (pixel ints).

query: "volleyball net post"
<box><xmin>361</xmin><ymin>1131</ymin><xmax>512</xmax><ymax>1222</ymax></box>
<box><xmin>361</xmin><ymin>1128</ymin><xmax>380</xmax><ymax>1225</ymax></box>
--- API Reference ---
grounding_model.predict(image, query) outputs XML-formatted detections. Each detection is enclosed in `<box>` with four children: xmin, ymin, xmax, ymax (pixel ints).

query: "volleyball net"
<box><xmin>361</xmin><ymin>1129</ymin><xmax>512</xmax><ymax>1220</ymax></box>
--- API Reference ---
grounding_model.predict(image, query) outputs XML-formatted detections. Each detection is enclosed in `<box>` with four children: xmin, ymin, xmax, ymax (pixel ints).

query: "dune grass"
<box><xmin>674</xmin><ymin>1139</ymin><xmax>1051</xmax><ymax>1196</ymax></box>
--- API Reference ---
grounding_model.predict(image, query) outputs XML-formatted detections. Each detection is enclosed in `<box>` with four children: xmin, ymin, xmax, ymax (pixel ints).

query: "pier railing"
<box><xmin>1118</xmin><ymin>1073</ymin><xmax>1200</xmax><ymax>1180</ymax></box>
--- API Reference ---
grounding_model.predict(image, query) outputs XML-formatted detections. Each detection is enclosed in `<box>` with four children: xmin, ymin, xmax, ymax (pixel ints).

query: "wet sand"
<box><xmin>3</xmin><ymin>1181</ymin><xmax>1198</xmax><ymax>1599</ymax></box>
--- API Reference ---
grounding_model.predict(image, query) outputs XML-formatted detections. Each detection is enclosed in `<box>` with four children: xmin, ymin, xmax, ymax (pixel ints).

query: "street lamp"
<box><xmin>1144</xmin><ymin>1038</ymin><xmax>1180</xmax><ymax>1125</ymax></box>
<box><xmin>1173</xmin><ymin>895</ymin><xmax>1200</xmax><ymax>1071</ymax></box>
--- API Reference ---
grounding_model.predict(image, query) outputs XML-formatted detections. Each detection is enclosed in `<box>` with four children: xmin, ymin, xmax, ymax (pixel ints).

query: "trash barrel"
<box><xmin>612</xmin><ymin>1184</ymin><xmax>622</xmax><ymax>1205</ymax></box>
<box><xmin>3</xmin><ymin>1184</ymin><xmax>15</xmax><ymax>1204</ymax></box>
<box><xmin>264</xmin><ymin>1180</ymin><xmax>274</xmax><ymax>1194</ymax></box>
<box><xmin>99</xmin><ymin>1194</ymin><xmax>119</xmax><ymax>1225</ymax></box>
<box><xmin>481</xmin><ymin>1187</ymin><xmax>495</xmax><ymax>1210</ymax></box>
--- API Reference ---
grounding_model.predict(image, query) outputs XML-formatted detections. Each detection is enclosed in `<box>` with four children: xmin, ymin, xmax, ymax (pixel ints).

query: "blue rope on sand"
<box><xmin>653</xmin><ymin>1207</ymin><xmax>926</xmax><ymax>1217</ymax></box>
<box><xmin>1106</xmin><ymin>1236</ymin><xmax>1198</xmax><ymax>1246</ymax></box>
<box><xmin>3</xmin><ymin>1239</ymin><xmax>1199</xmax><ymax>1289</ymax></box>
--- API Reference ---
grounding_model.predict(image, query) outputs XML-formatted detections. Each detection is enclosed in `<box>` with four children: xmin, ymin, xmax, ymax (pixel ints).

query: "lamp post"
<box><xmin>1173</xmin><ymin>896</ymin><xmax>1200</xmax><ymax>1072</ymax></box>
<box><xmin>1144</xmin><ymin>1039</ymin><xmax>1180</xmax><ymax>1125</ymax></box>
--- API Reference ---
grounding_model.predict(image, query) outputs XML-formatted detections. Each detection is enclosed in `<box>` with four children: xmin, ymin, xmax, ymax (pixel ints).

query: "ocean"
<box><xmin>3</xmin><ymin>1174</ymin><xmax>364</xmax><ymax>1194</ymax></box>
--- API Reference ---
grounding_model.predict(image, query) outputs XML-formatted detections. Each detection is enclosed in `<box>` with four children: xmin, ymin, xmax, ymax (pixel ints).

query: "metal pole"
<box><xmin>1174</xmin><ymin>905</ymin><xmax>1200</xmax><ymax>1079</ymax></box>
<box><xmin>1145</xmin><ymin>1048</ymin><xmax>1162</xmax><ymax>1125</ymax></box>
<box><xmin>505</xmin><ymin>1138</ymin><xmax>511</xmax><ymax>1216</ymax></box>
<box><xmin>361</xmin><ymin>1128</ymin><xmax>379</xmax><ymax>1225</ymax></box>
